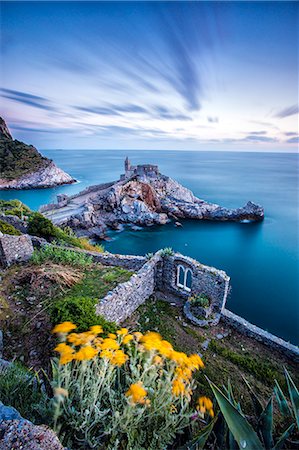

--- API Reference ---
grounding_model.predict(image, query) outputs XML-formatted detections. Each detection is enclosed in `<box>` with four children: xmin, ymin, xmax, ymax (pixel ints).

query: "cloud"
<box><xmin>0</xmin><ymin>88</ymin><xmax>55</xmax><ymax>111</ymax></box>
<box><xmin>274</xmin><ymin>104</ymin><xmax>299</xmax><ymax>119</ymax></box>
<box><xmin>247</xmin><ymin>130</ymin><xmax>267</xmax><ymax>135</ymax></box>
<box><xmin>75</xmin><ymin>106</ymin><xmax>121</xmax><ymax>116</ymax></box>
<box><xmin>285</xmin><ymin>131</ymin><xmax>297</xmax><ymax>136</ymax></box>
<box><xmin>244</xmin><ymin>134</ymin><xmax>277</xmax><ymax>143</ymax></box>
<box><xmin>286</xmin><ymin>136</ymin><xmax>299</xmax><ymax>144</ymax></box>
<box><xmin>207</xmin><ymin>116</ymin><xmax>219</xmax><ymax>123</ymax></box>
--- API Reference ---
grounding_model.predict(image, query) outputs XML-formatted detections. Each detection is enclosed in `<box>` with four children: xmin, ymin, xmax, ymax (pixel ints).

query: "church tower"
<box><xmin>125</xmin><ymin>156</ymin><xmax>131</xmax><ymax>172</ymax></box>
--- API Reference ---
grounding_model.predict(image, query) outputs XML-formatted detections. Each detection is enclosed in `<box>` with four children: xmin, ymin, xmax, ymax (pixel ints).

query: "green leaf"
<box><xmin>243</xmin><ymin>376</ymin><xmax>264</xmax><ymax>417</ymax></box>
<box><xmin>284</xmin><ymin>368</ymin><xmax>299</xmax><ymax>431</ymax></box>
<box><xmin>208</xmin><ymin>380</ymin><xmax>264</xmax><ymax>450</ymax></box>
<box><xmin>274</xmin><ymin>381</ymin><xmax>292</xmax><ymax>418</ymax></box>
<box><xmin>180</xmin><ymin>416</ymin><xmax>217</xmax><ymax>450</ymax></box>
<box><xmin>272</xmin><ymin>423</ymin><xmax>295</xmax><ymax>450</ymax></box>
<box><xmin>259</xmin><ymin>396</ymin><xmax>273</xmax><ymax>449</ymax></box>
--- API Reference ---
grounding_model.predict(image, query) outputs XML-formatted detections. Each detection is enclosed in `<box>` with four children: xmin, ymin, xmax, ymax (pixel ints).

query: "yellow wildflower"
<box><xmin>175</xmin><ymin>366</ymin><xmax>192</xmax><ymax>381</ymax></box>
<box><xmin>110</xmin><ymin>350</ymin><xmax>128</xmax><ymax>366</ymax></box>
<box><xmin>197</xmin><ymin>396</ymin><xmax>214</xmax><ymax>417</ymax></box>
<box><xmin>54</xmin><ymin>343</ymin><xmax>74</xmax><ymax>354</ymax></box>
<box><xmin>67</xmin><ymin>332</ymin><xmax>94</xmax><ymax>346</ymax></box>
<box><xmin>54</xmin><ymin>387</ymin><xmax>68</xmax><ymax>398</ymax></box>
<box><xmin>117</xmin><ymin>327</ymin><xmax>128</xmax><ymax>336</ymax></box>
<box><xmin>172</xmin><ymin>378</ymin><xmax>186</xmax><ymax>396</ymax></box>
<box><xmin>188</xmin><ymin>354</ymin><xmax>204</xmax><ymax>370</ymax></box>
<box><xmin>74</xmin><ymin>345</ymin><xmax>98</xmax><ymax>361</ymax></box>
<box><xmin>52</xmin><ymin>322</ymin><xmax>77</xmax><ymax>334</ymax></box>
<box><xmin>108</xmin><ymin>333</ymin><xmax>117</xmax><ymax>339</ymax></box>
<box><xmin>169</xmin><ymin>350</ymin><xmax>189</xmax><ymax>366</ymax></box>
<box><xmin>60</xmin><ymin>352</ymin><xmax>75</xmax><ymax>365</ymax></box>
<box><xmin>100</xmin><ymin>349</ymin><xmax>114</xmax><ymax>359</ymax></box>
<box><xmin>122</xmin><ymin>334</ymin><xmax>133</xmax><ymax>345</ymax></box>
<box><xmin>153</xmin><ymin>355</ymin><xmax>163</xmax><ymax>365</ymax></box>
<box><xmin>126</xmin><ymin>382</ymin><xmax>147</xmax><ymax>404</ymax></box>
<box><xmin>89</xmin><ymin>325</ymin><xmax>103</xmax><ymax>334</ymax></box>
<box><xmin>133</xmin><ymin>331</ymin><xmax>143</xmax><ymax>341</ymax></box>
<box><xmin>141</xmin><ymin>331</ymin><xmax>163</xmax><ymax>351</ymax></box>
<box><xmin>101</xmin><ymin>338</ymin><xmax>120</xmax><ymax>351</ymax></box>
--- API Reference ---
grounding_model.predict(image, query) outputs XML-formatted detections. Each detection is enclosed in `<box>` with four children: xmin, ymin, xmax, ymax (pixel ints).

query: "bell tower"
<box><xmin>125</xmin><ymin>156</ymin><xmax>131</xmax><ymax>172</ymax></box>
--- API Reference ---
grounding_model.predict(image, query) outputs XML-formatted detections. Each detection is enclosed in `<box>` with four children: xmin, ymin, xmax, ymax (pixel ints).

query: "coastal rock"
<box><xmin>0</xmin><ymin>117</ymin><xmax>75</xmax><ymax>190</ymax></box>
<box><xmin>41</xmin><ymin>158</ymin><xmax>264</xmax><ymax>234</ymax></box>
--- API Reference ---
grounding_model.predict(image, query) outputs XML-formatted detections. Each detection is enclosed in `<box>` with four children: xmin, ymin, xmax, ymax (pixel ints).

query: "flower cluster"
<box><xmin>197</xmin><ymin>396</ymin><xmax>214</xmax><ymax>418</ymax></box>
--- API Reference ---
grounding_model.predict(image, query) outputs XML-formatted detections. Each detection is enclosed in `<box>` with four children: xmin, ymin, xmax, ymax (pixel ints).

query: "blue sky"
<box><xmin>1</xmin><ymin>1</ymin><xmax>298</xmax><ymax>151</ymax></box>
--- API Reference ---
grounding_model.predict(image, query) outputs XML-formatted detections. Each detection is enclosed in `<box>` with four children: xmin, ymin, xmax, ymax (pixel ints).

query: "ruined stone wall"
<box><xmin>96</xmin><ymin>254</ymin><xmax>162</xmax><ymax>323</ymax></box>
<box><xmin>0</xmin><ymin>234</ymin><xmax>33</xmax><ymax>267</ymax></box>
<box><xmin>222</xmin><ymin>309</ymin><xmax>299</xmax><ymax>362</ymax></box>
<box><xmin>157</xmin><ymin>254</ymin><xmax>230</xmax><ymax>314</ymax></box>
<box><xmin>85</xmin><ymin>251</ymin><xmax>147</xmax><ymax>271</ymax></box>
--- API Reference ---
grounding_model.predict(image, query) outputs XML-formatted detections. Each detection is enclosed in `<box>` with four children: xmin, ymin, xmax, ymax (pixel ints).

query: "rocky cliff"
<box><xmin>0</xmin><ymin>117</ymin><xmax>75</xmax><ymax>189</ymax></box>
<box><xmin>41</xmin><ymin>160</ymin><xmax>264</xmax><ymax>238</ymax></box>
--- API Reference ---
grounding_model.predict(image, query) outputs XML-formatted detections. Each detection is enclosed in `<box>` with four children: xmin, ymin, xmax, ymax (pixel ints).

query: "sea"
<box><xmin>1</xmin><ymin>150</ymin><xmax>298</xmax><ymax>344</ymax></box>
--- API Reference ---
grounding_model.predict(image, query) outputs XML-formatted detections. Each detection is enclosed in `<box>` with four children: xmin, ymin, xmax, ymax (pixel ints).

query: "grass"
<box><xmin>0</xmin><ymin>219</ymin><xmax>22</xmax><ymax>235</ymax></box>
<box><xmin>127</xmin><ymin>298</ymin><xmax>298</xmax><ymax>410</ymax></box>
<box><xmin>31</xmin><ymin>246</ymin><xmax>94</xmax><ymax>267</ymax></box>
<box><xmin>0</xmin><ymin>199</ymin><xmax>31</xmax><ymax>218</ymax></box>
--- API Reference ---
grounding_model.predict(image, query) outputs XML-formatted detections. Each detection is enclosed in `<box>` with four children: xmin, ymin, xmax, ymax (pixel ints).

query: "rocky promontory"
<box><xmin>0</xmin><ymin>117</ymin><xmax>75</xmax><ymax>189</ymax></box>
<box><xmin>40</xmin><ymin>158</ymin><xmax>264</xmax><ymax>238</ymax></box>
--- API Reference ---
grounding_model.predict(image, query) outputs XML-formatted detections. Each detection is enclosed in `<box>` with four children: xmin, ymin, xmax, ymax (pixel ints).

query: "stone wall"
<box><xmin>96</xmin><ymin>254</ymin><xmax>162</xmax><ymax>323</ymax></box>
<box><xmin>0</xmin><ymin>234</ymin><xmax>33</xmax><ymax>267</ymax></box>
<box><xmin>157</xmin><ymin>253</ymin><xmax>230</xmax><ymax>314</ymax></box>
<box><xmin>222</xmin><ymin>309</ymin><xmax>299</xmax><ymax>362</ymax></box>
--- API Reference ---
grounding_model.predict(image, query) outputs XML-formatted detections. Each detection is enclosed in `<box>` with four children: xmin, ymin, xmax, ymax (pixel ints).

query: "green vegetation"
<box><xmin>0</xmin><ymin>199</ymin><xmax>31</xmax><ymax>218</ymax></box>
<box><xmin>159</xmin><ymin>247</ymin><xmax>174</xmax><ymax>256</ymax></box>
<box><xmin>28</xmin><ymin>211</ymin><xmax>104</xmax><ymax>252</ymax></box>
<box><xmin>50</xmin><ymin>296</ymin><xmax>117</xmax><ymax>333</ymax></box>
<box><xmin>0</xmin><ymin>219</ymin><xmax>21</xmax><ymax>235</ymax></box>
<box><xmin>209</xmin><ymin>339</ymin><xmax>280</xmax><ymax>385</ymax></box>
<box><xmin>0</xmin><ymin>139</ymin><xmax>49</xmax><ymax>180</ymax></box>
<box><xmin>0</xmin><ymin>363</ymin><xmax>50</xmax><ymax>424</ymax></box>
<box><xmin>31</xmin><ymin>246</ymin><xmax>93</xmax><ymax>267</ymax></box>
<box><xmin>189</xmin><ymin>293</ymin><xmax>210</xmax><ymax>308</ymax></box>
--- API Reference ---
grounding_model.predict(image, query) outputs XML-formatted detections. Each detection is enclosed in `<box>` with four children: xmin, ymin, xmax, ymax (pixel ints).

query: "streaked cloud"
<box><xmin>274</xmin><ymin>105</ymin><xmax>299</xmax><ymax>119</ymax></box>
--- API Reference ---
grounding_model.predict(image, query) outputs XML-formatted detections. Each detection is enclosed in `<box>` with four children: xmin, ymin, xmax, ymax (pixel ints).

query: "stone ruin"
<box><xmin>0</xmin><ymin>234</ymin><xmax>33</xmax><ymax>267</ymax></box>
<box><xmin>120</xmin><ymin>157</ymin><xmax>159</xmax><ymax>180</ymax></box>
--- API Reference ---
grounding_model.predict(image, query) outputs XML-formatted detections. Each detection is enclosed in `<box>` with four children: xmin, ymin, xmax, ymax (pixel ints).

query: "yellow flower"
<box><xmin>89</xmin><ymin>325</ymin><xmax>103</xmax><ymax>334</ymax></box>
<box><xmin>153</xmin><ymin>355</ymin><xmax>163</xmax><ymax>365</ymax></box>
<box><xmin>188</xmin><ymin>354</ymin><xmax>204</xmax><ymax>370</ymax></box>
<box><xmin>175</xmin><ymin>366</ymin><xmax>192</xmax><ymax>381</ymax></box>
<box><xmin>126</xmin><ymin>382</ymin><xmax>147</xmax><ymax>404</ymax></box>
<box><xmin>141</xmin><ymin>331</ymin><xmax>163</xmax><ymax>351</ymax></box>
<box><xmin>133</xmin><ymin>331</ymin><xmax>143</xmax><ymax>341</ymax></box>
<box><xmin>52</xmin><ymin>322</ymin><xmax>77</xmax><ymax>334</ymax></box>
<box><xmin>197</xmin><ymin>396</ymin><xmax>214</xmax><ymax>417</ymax></box>
<box><xmin>60</xmin><ymin>352</ymin><xmax>75</xmax><ymax>365</ymax></box>
<box><xmin>168</xmin><ymin>350</ymin><xmax>189</xmax><ymax>366</ymax></box>
<box><xmin>54</xmin><ymin>387</ymin><xmax>68</xmax><ymax>398</ymax></box>
<box><xmin>122</xmin><ymin>334</ymin><xmax>133</xmax><ymax>345</ymax></box>
<box><xmin>110</xmin><ymin>350</ymin><xmax>128</xmax><ymax>366</ymax></box>
<box><xmin>74</xmin><ymin>345</ymin><xmax>98</xmax><ymax>361</ymax></box>
<box><xmin>67</xmin><ymin>332</ymin><xmax>94</xmax><ymax>346</ymax></box>
<box><xmin>108</xmin><ymin>333</ymin><xmax>117</xmax><ymax>339</ymax></box>
<box><xmin>54</xmin><ymin>343</ymin><xmax>74</xmax><ymax>354</ymax></box>
<box><xmin>100</xmin><ymin>349</ymin><xmax>114</xmax><ymax>359</ymax></box>
<box><xmin>117</xmin><ymin>327</ymin><xmax>128</xmax><ymax>336</ymax></box>
<box><xmin>101</xmin><ymin>338</ymin><xmax>120</xmax><ymax>351</ymax></box>
<box><xmin>172</xmin><ymin>379</ymin><xmax>186</xmax><ymax>396</ymax></box>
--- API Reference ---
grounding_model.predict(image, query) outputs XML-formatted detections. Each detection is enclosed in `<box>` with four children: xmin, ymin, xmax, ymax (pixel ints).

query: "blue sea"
<box><xmin>1</xmin><ymin>150</ymin><xmax>298</xmax><ymax>344</ymax></box>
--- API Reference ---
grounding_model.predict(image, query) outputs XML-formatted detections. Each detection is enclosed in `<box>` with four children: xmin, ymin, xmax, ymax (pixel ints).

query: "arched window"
<box><xmin>184</xmin><ymin>269</ymin><xmax>192</xmax><ymax>292</ymax></box>
<box><xmin>177</xmin><ymin>265</ymin><xmax>185</xmax><ymax>288</ymax></box>
<box><xmin>176</xmin><ymin>265</ymin><xmax>192</xmax><ymax>292</ymax></box>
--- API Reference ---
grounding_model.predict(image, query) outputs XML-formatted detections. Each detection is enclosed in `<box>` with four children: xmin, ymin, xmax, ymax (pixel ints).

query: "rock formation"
<box><xmin>41</xmin><ymin>158</ymin><xmax>264</xmax><ymax>238</ymax></box>
<box><xmin>0</xmin><ymin>117</ymin><xmax>75</xmax><ymax>189</ymax></box>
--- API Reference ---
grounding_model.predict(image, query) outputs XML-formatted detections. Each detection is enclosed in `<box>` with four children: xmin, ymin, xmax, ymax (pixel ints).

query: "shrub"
<box><xmin>189</xmin><ymin>294</ymin><xmax>210</xmax><ymax>308</ymax></box>
<box><xmin>159</xmin><ymin>247</ymin><xmax>174</xmax><ymax>256</ymax></box>
<box><xmin>31</xmin><ymin>246</ymin><xmax>93</xmax><ymax>267</ymax></box>
<box><xmin>50</xmin><ymin>296</ymin><xmax>116</xmax><ymax>334</ymax></box>
<box><xmin>28</xmin><ymin>212</ymin><xmax>56</xmax><ymax>238</ymax></box>
<box><xmin>0</xmin><ymin>219</ymin><xmax>21</xmax><ymax>235</ymax></box>
<box><xmin>0</xmin><ymin>199</ymin><xmax>31</xmax><ymax>218</ymax></box>
<box><xmin>51</xmin><ymin>324</ymin><xmax>212</xmax><ymax>449</ymax></box>
<box><xmin>0</xmin><ymin>363</ymin><xmax>51</xmax><ymax>424</ymax></box>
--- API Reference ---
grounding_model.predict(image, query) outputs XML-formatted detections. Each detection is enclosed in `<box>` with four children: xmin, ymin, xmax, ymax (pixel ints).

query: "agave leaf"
<box><xmin>274</xmin><ymin>381</ymin><xmax>292</xmax><ymax>418</ymax></box>
<box><xmin>272</xmin><ymin>423</ymin><xmax>295</xmax><ymax>450</ymax></box>
<box><xmin>243</xmin><ymin>376</ymin><xmax>264</xmax><ymax>417</ymax></box>
<box><xmin>179</xmin><ymin>416</ymin><xmax>217</xmax><ymax>450</ymax></box>
<box><xmin>284</xmin><ymin>368</ymin><xmax>299</xmax><ymax>431</ymax></box>
<box><xmin>259</xmin><ymin>395</ymin><xmax>273</xmax><ymax>450</ymax></box>
<box><xmin>208</xmin><ymin>380</ymin><xmax>264</xmax><ymax>450</ymax></box>
<box><xmin>229</xmin><ymin>429</ymin><xmax>239</xmax><ymax>450</ymax></box>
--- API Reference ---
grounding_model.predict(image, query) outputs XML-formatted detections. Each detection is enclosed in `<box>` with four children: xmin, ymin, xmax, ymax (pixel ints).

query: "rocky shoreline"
<box><xmin>40</xmin><ymin>158</ymin><xmax>264</xmax><ymax>239</ymax></box>
<box><xmin>0</xmin><ymin>117</ymin><xmax>76</xmax><ymax>190</ymax></box>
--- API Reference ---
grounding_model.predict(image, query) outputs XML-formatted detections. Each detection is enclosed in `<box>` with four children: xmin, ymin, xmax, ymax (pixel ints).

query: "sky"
<box><xmin>0</xmin><ymin>1</ymin><xmax>298</xmax><ymax>151</ymax></box>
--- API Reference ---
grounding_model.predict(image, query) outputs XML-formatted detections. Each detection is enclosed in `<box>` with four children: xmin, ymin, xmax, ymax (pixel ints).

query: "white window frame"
<box><xmin>176</xmin><ymin>265</ymin><xmax>192</xmax><ymax>292</ymax></box>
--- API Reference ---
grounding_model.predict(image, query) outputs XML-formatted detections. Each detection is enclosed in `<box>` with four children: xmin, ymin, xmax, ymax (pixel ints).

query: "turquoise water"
<box><xmin>1</xmin><ymin>150</ymin><xmax>298</xmax><ymax>344</ymax></box>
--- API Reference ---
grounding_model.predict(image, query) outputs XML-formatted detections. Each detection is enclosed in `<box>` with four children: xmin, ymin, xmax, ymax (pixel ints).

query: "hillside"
<box><xmin>0</xmin><ymin>117</ymin><xmax>75</xmax><ymax>189</ymax></box>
